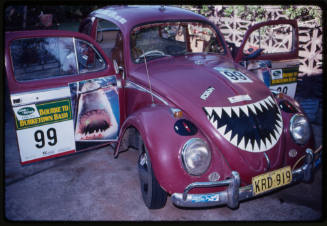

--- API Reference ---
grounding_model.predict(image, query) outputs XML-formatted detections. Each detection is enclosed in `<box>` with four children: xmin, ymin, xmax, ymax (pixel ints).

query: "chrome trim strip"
<box><xmin>125</xmin><ymin>80</ymin><xmax>168</xmax><ymax>105</ymax></box>
<box><xmin>73</xmin><ymin>37</ymin><xmax>80</xmax><ymax>74</ymax></box>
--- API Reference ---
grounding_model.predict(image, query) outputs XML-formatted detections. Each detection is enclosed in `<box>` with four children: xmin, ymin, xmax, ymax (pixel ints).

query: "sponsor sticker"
<box><xmin>190</xmin><ymin>194</ymin><xmax>220</xmax><ymax>203</ymax></box>
<box><xmin>13</xmin><ymin>104</ymin><xmax>40</xmax><ymax>121</ymax></box>
<box><xmin>270</xmin><ymin>67</ymin><xmax>298</xmax><ymax>85</ymax></box>
<box><xmin>14</xmin><ymin>99</ymin><xmax>72</xmax><ymax>130</ymax></box>
<box><xmin>214</xmin><ymin>67</ymin><xmax>253</xmax><ymax>83</ymax></box>
<box><xmin>14</xmin><ymin>98</ymin><xmax>76</xmax><ymax>163</ymax></box>
<box><xmin>228</xmin><ymin>94</ymin><xmax>252</xmax><ymax>104</ymax></box>
<box><xmin>200</xmin><ymin>86</ymin><xmax>215</xmax><ymax>100</ymax></box>
<box><xmin>271</xmin><ymin>69</ymin><xmax>283</xmax><ymax>80</ymax></box>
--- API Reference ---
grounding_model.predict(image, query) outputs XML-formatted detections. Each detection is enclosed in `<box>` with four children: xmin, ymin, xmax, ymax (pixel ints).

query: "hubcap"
<box><xmin>139</xmin><ymin>152</ymin><xmax>149</xmax><ymax>193</ymax></box>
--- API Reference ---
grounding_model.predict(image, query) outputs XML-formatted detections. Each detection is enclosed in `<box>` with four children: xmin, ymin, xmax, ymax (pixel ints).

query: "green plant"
<box><xmin>283</xmin><ymin>6</ymin><xmax>321</xmax><ymax>25</ymax></box>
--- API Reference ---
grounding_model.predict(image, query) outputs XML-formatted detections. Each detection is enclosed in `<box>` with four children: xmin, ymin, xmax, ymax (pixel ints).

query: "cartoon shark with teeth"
<box><xmin>203</xmin><ymin>96</ymin><xmax>283</xmax><ymax>153</ymax></box>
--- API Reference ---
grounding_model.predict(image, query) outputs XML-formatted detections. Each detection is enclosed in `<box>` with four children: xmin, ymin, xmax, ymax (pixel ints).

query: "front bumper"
<box><xmin>171</xmin><ymin>147</ymin><xmax>322</xmax><ymax>209</ymax></box>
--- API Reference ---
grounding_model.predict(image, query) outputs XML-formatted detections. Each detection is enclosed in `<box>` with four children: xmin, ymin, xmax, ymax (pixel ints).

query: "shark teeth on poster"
<box><xmin>69</xmin><ymin>76</ymin><xmax>119</xmax><ymax>142</ymax></box>
<box><xmin>204</xmin><ymin>96</ymin><xmax>283</xmax><ymax>153</ymax></box>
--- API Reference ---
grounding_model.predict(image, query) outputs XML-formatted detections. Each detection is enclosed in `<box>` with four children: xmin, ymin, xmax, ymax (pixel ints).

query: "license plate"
<box><xmin>252</xmin><ymin>166</ymin><xmax>292</xmax><ymax>196</ymax></box>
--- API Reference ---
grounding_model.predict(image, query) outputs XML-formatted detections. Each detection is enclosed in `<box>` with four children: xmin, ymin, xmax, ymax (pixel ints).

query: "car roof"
<box><xmin>90</xmin><ymin>5</ymin><xmax>208</xmax><ymax>33</ymax></box>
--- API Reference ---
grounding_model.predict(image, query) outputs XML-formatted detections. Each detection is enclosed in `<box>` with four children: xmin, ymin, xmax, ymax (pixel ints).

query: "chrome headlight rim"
<box><xmin>289</xmin><ymin>113</ymin><xmax>311</xmax><ymax>145</ymax></box>
<box><xmin>181</xmin><ymin>138</ymin><xmax>212</xmax><ymax>176</ymax></box>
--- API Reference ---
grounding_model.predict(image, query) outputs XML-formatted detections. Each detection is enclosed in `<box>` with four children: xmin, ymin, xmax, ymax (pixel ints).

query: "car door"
<box><xmin>234</xmin><ymin>20</ymin><xmax>299</xmax><ymax>98</ymax></box>
<box><xmin>5</xmin><ymin>30</ymin><xmax>122</xmax><ymax>164</ymax></box>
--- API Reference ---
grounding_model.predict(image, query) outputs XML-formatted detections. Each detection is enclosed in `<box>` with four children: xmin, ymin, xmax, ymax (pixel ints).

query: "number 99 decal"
<box><xmin>16</xmin><ymin>120</ymin><xmax>76</xmax><ymax>163</ymax></box>
<box><xmin>276</xmin><ymin>86</ymin><xmax>288</xmax><ymax>95</ymax></box>
<box><xmin>34</xmin><ymin>128</ymin><xmax>57</xmax><ymax>148</ymax></box>
<box><xmin>214</xmin><ymin>67</ymin><xmax>253</xmax><ymax>83</ymax></box>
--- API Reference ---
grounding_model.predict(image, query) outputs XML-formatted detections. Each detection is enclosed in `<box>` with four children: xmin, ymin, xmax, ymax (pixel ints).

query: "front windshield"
<box><xmin>130</xmin><ymin>21</ymin><xmax>225</xmax><ymax>63</ymax></box>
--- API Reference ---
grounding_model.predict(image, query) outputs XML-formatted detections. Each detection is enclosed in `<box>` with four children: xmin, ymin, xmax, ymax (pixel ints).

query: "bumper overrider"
<box><xmin>171</xmin><ymin>147</ymin><xmax>322</xmax><ymax>209</ymax></box>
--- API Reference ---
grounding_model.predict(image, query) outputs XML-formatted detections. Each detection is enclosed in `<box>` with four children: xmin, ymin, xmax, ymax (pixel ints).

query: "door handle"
<box><xmin>12</xmin><ymin>98</ymin><xmax>21</xmax><ymax>104</ymax></box>
<box><xmin>118</xmin><ymin>66</ymin><xmax>125</xmax><ymax>80</ymax></box>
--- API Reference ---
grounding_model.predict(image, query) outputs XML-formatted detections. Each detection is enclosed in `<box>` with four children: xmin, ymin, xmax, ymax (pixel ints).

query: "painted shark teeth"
<box><xmin>204</xmin><ymin>96</ymin><xmax>283</xmax><ymax>153</ymax></box>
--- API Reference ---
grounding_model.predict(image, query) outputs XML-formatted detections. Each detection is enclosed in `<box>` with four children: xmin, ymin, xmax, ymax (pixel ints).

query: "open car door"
<box><xmin>234</xmin><ymin>20</ymin><xmax>299</xmax><ymax>98</ymax></box>
<box><xmin>5</xmin><ymin>30</ymin><xmax>122</xmax><ymax>164</ymax></box>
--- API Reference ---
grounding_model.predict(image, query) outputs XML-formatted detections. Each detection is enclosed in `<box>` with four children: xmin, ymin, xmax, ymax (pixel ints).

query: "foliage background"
<box><xmin>4</xmin><ymin>5</ymin><xmax>323</xmax><ymax>76</ymax></box>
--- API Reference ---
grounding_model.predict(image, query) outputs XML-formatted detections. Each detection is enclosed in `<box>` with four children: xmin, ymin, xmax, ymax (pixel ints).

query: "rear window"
<box><xmin>10</xmin><ymin>37</ymin><xmax>106</xmax><ymax>81</ymax></box>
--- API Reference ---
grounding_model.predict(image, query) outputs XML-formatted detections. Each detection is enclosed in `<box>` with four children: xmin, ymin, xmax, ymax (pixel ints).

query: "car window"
<box><xmin>131</xmin><ymin>21</ymin><xmax>225</xmax><ymax>63</ymax></box>
<box><xmin>96</xmin><ymin>18</ymin><xmax>121</xmax><ymax>59</ymax></box>
<box><xmin>243</xmin><ymin>24</ymin><xmax>296</xmax><ymax>55</ymax></box>
<box><xmin>10</xmin><ymin>37</ymin><xmax>78</xmax><ymax>81</ymax></box>
<box><xmin>10</xmin><ymin>37</ymin><xmax>106</xmax><ymax>81</ymax></box>
<box><xmin>76</xmin><ymin>39</ymin><xmax>106</xmax><ymax>74</ymax></box>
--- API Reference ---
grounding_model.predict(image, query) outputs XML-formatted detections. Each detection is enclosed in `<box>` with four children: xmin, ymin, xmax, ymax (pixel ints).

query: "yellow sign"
<box><xmin>252</xmin><ymin>166</ymin><xmax>292</xmax><ymax>196</ymax></box>
<box><xmin>271</xmin><ymin>67</ymin><xmax>298</xmax><ymax>85</ymax></box>
<box><xmin>15</xmin><ymin>99</ymin><xmax>72</xmax><ymax>130</ymax></box>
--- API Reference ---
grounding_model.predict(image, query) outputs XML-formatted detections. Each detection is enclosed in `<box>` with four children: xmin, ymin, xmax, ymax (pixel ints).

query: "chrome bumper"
<box><xmin>171</xmin><ymin>147</ymin><xmax>321</xmax><ymax>209</ymax></box>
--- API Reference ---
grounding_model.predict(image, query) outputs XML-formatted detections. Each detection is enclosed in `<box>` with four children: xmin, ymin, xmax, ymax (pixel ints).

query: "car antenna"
<box><xmin>143</xmin><ymin>51</ymin><xmax>155</xmax><ymax>106</ymax></box>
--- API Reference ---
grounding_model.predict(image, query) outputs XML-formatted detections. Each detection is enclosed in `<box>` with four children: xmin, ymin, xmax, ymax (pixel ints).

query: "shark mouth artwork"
<box><xmin>74</xmin><ymin>79</ymin><xmax>118</xmax><ymax>141</ymax></box>
<box><xmin>203</xmin><ymin>96</ymin><xmax>283</xmax><ymax>153</ymax></box>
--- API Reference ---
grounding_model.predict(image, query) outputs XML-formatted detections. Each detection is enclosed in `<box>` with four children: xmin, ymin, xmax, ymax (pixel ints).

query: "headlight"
<box><xmin>181</xmin><ymin>138</ymin><xmax>211</xmax><ymax>176</ymax></box>
<box><xmin>290</xmin><ymin>114</ymin><xmax>311</xmax><ymax>145</ymax></box>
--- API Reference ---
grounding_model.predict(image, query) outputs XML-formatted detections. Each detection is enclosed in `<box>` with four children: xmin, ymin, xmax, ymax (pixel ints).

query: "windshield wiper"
<box><xmin>135</xmin><ymin>53</ymin><xmax>170</xmax><ymax>63</ymax></box>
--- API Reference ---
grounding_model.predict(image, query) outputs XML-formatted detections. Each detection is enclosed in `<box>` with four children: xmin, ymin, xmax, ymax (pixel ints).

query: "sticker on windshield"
<box><xmin>214</xmin><ymin>67</ymin><xmax>253</xmax><ymax>83</ymax></box>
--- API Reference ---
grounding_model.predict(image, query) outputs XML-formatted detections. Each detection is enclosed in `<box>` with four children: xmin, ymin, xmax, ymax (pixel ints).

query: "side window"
<box><xmin>75</xmin><ymin>39</ymin><xmax>106</xmax><ymax>74</ymax></box>
<box><xmin>96</xmin><ymin>19</ymin><xmax>121</xmax><ymax>58</ymax></box>
<box><xmin>111</xmin><ymin>31</ymin><xmax>124</xmax><ymax>67</ymax></box>
<box><xmin>10</xmin><ymin>37</ymin><xmax>106</xmax><ymax>82</ymax></box>
<box><xmin>10</xmin><ymin>37</ymin><xmax>78</xmax><ymax>81</ymax></box>
<box><xmin>243</xmin><ymin>24</ymin><xmax>295</xmax><ymax>55</ymax></box>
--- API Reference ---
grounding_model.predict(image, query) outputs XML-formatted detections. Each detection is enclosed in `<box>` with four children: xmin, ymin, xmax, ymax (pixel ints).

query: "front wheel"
<box><xmin>137</xmin><ymin>137</ymin><xmax>167</xmax><ymax>209</ymax></box>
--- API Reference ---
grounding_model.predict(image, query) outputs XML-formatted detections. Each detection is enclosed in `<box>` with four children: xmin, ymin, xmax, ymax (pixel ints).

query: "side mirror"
<box><xmin>226</xmin><ymin>42</ymin><xmax>239</xmax><ymax>59</ymax></box>
<box><xmin>243</xmin><ymin>48</ymin><xmax>264</xmax><ymax>61</ymax></box>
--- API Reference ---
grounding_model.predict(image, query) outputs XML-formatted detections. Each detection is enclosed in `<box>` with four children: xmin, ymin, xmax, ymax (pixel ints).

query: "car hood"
<box><xmin>130</xmin><ymin>54</ymin><xmax>285</xmax><ymax>178</ymax></box>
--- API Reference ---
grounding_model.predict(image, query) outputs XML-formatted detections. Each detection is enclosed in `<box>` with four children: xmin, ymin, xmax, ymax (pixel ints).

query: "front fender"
<box><xmin>116</xmin><ymin>105</ymin><xmax>190</xmax><ymax>194</ymax></box>
<box><xmin>115</xmin><ymin>105</ymin><xmax>232</xmax><ymax>194</ymax></box>
<box><xmin>273</xmin><ymin>94</ymin><xmax>315</xmax><ymax>170</ymax></box>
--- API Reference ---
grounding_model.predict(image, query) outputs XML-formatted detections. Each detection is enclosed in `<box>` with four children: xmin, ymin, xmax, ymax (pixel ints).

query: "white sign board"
<box><xmin>13</xmin><ymin>98</ymin><xmax>76</xmax><ymax>164</ymax></box>
<box><xmin>270</xmin><ymin>83</ymin><xmax>297</xmax><ymax>98</ymax></box>
<box><xmin>16</xmin><ymin>120</ymin><xmax>76</xmax><ymax>163</ymax></box>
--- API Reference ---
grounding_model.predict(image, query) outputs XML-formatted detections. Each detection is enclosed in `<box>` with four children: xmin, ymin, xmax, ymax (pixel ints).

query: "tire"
<box><xmin>137</xmin><ymin>136</ymin><xmax>167</xmax><ymax>209</ymax></box>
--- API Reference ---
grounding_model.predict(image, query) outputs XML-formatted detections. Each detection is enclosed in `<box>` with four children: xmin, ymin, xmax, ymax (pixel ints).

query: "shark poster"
<box><xmin>69</xmin><ymin>76</ymin><xmax>120</xmax><ymax>143</ymax></box>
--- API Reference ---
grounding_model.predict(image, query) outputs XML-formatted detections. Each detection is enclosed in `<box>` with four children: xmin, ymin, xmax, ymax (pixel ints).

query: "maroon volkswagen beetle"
<box><xmin>5</xmin><ymin>5</ymin><xmax>321</xmax><ymax>209</ymax></box>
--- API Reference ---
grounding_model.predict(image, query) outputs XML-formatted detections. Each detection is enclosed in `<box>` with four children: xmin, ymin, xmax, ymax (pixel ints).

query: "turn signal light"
<box><xmin>277</xmin><ymin>93</ymin><xmax>284</xmax><ymax>99</ymax></box>
<box><xmin>171</xmin><ymin>108</ymin><xmax>183</xmax><ymax>118</ymax></box>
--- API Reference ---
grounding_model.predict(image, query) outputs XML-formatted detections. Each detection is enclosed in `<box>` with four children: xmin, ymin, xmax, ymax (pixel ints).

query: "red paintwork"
<box><xmin>5</xmin><ymin>30</ymin><xmax>127</xmax><ymax>129</ymax></box>
<box><xmin>5</xmin><ymin>30</ymin><xmax>115</xmax><ymax>93</ymax></box>
<box><xmin>5</xmin><ymin>6</ymin><xmax>314</xmax><ymax>195</ymax></box>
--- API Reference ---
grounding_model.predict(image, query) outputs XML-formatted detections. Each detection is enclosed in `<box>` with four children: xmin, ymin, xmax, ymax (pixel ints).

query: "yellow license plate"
<box><xmin>252</xmin><ymin>166</ymin><xmax>292</xmax><ymax>196</ymax></box>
